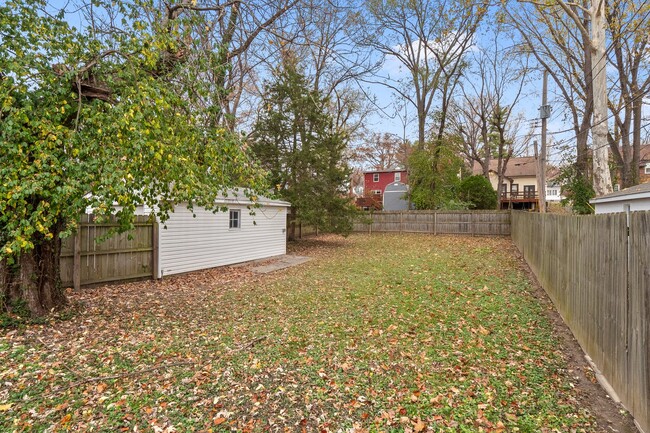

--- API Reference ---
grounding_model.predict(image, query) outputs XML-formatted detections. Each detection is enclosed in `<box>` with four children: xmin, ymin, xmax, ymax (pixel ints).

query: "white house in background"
<box><xmin>590</xmin><ymin>182</ymin><xmax>650</xmax><ymax>214</ymax></box>
<box><xmin>135</xmin><ymin>191</ymin><xmax>290</xmax><ymax>278</ymax></box>
<box><xmin>545</xmin><ymin>183</ymin><xmax>563</xmax><ymax>202</ymax></box>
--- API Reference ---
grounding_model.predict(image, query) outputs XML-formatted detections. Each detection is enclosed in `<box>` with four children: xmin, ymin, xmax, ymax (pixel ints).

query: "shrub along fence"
<box><xmin>511</xmin><ymin>211</ymin><xmax>649</xmax><ymax>433</ymax></box>
<box><xmin>60</xmin><ymin>215</ymin><xmax>157</xmax><ymax>289</ymax></box>
<box><xmin>353</xmin><ymin>210</ymin><xmax>511</xmax><ymax>236</ymax></box>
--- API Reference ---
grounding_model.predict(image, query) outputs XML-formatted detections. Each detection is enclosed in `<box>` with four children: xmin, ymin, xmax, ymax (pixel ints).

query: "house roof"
<box><xmin>364</xmin><ymin>168</ymin><xmax>407</xmax><ymax>174</ymax></box>
<box><xmin>641</xmin><ymin>144</ymin><xmax>650</xmax><ymax>163</ymax></box>
<box><xmin>590</xmin><ymin>182</ymin><xmax>650</xmax><ymax>203</ymax></box>
<box><xmin>471</xmin><ymin>157</ymin><xmax>559</xmax><ymax>179</ymax></box>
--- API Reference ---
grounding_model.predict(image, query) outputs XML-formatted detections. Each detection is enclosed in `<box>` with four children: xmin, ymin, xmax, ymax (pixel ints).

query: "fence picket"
<box><xmin>511</xmin><ymin>211</ymin><xmax>649</xmax><ymax>433</ymax></box>
<box><xmin>354</xmin><ymin>210</ymin><xmax>511</xmax><ymax>236</ymax></box>
<box><xmin>60</xmin><ymin>215</ymin><xmax>155</xmax><ymax>287</ymax></box>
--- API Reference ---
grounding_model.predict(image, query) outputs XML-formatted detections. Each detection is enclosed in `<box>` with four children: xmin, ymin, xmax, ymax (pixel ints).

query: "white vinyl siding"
<box><xmin>158</xmin><ymin>204</ymin><xmax>287</xmax><ymax>278</ymax></box>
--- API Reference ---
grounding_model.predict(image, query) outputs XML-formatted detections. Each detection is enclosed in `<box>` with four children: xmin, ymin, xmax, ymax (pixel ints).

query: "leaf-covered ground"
<box><xmin>0</xmin><ymin>234</ymin><xmax>614</xmax><ymax>432</ymax></box>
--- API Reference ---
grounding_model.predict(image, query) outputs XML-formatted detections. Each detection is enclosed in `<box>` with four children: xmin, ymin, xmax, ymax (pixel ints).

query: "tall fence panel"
<box><xmin>353</xmin><ymin>211</ymin><xmax>511</xmax><ymax>236</ymax></box>
<box><xmin>627</xmin><ymin>212</ymin><xmax>650</xmax><ymax>429</ymax></box>
<box><xmin>511</xmin><ymin>211</ymin><xmax>649</xmax><ymax>433</ymax></box>
<box><xmin>60</xmin><ymin>215</ymin><xmax>156</xmax><ymax>288</ymax></box>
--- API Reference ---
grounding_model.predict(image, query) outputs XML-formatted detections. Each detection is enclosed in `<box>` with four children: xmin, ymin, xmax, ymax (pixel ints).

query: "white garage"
<box><xmin>156</xmin><ymin>193</ymin><xmax>290</xmax><ymax>278</ymax></box>
<box><xmin>590</xmin><ymin>183</ymin><xmax>650</xmax><ymax>214</ymax></box>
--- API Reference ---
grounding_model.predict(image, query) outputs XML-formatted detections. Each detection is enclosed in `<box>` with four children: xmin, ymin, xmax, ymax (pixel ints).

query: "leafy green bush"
<box><xmin>557</xmin><ymin>164</ymin><xmax>595</xmax><ymax>214</ymax></box>
<box><xmin>458</xmin><ymin>175</ymin><xmax>498</xmax><ymax>209</ymax></box>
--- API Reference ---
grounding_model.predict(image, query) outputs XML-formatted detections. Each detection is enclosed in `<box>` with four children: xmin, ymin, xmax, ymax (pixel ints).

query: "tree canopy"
<box><xmin>1</xmin><ymin>0</ymin><xmax>265</xmax><ymax>315</ymax></box>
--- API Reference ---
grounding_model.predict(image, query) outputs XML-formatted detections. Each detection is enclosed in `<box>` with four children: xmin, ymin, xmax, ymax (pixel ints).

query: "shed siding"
<box><xmin>594</xmin><ymin>198</ymin><xmax>650</xmax><ymax>214</ymax></box>
<box><xmin>158</xmin><ymin>205</ymin><xmax>287</xmax><ymax>278</ymax></box>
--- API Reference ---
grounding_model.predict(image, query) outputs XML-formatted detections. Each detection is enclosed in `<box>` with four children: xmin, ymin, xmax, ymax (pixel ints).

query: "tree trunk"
<box><xmin>590</xmin><ymin>0</ymin><xmax>613</xmax><ymax>196</ymax></box>
<box><xmin>288</xmin><ymin>208</ymin><xmax>296</xmax><ymax>241</ymax></box>
<box><xmin>3</xmin><ymin>230</ymin><xmax>67</xmax><ymax>317</ymax></box>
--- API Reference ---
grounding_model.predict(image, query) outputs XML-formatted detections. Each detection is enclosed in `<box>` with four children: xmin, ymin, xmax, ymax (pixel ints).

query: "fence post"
<box><xmin>152</xmin><ymin>221</ymin><xmax>159</xmax><ymax>280</ymax></box>
<box><xmin>73</xmin><ymin>231</ymin><xmax>81</xmax><ymax>290</ymax></box>
<box><xmin>433</xmin><ymin>212</ymin><xmax>437</xmax><ymax>236</ymax></box>
<box><xmin>400</xmin><ymin>212</ymin><xmax>403</xmax><ymax>234</ymax></box>
<box><xmin>471</xmin><ymin>212</ymin><xmax>475</xmax><ymax>237</ymax></box>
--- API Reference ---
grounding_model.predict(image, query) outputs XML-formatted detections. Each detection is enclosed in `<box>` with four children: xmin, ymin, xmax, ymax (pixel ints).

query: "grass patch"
<box><xmin>0</xmin><ymin>234</ymin><xmax>602</xmax><ymax>432</ymax></box>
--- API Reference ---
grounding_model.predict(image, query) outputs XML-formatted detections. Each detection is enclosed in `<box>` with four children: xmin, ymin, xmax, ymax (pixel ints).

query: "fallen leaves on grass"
<box><xmin>0</xmin><ymin>234</ymin><xmax>603</xmax><ymax>432</ymax></box>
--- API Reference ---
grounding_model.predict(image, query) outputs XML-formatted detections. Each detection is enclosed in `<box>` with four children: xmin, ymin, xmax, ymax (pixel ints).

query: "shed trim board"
<box><xmin>590</xmin><ymin>191</ymin><xmax>650</xmax><ymax>204</ymax></box>
<box><xmin>157</xmin><ymin>200</ymin><xmax>289</xmax><ymax>278</ymax></box>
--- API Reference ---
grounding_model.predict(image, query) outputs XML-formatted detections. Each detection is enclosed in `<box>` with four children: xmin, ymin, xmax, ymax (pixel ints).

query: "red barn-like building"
<box><xmin>363</xmin><ymin>169</ymin><xmax>408</xmax><ymax>202</ymax></box>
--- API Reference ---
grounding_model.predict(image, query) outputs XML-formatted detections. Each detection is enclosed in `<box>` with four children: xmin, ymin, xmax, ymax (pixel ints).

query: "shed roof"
<box><xmin>590</xmin><ymin>182</ymin><xmax>650</xmax><ymax>203</ymax></box>
<box><xmin>217</xmin><ymin>189</ymin><xmax>290</xmax><ymax>207</ymax></box>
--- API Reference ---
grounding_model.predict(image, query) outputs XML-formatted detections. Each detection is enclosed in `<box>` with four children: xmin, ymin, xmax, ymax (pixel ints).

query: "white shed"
<box><xmin>590</xmin><ymin>183</ymin><xmax>650</xmax><ymax>214</ymax></box>
<box><xmin>156</xmin><ymin>192</ymin><xmax>290</xmax><ymax>278</ymax></box>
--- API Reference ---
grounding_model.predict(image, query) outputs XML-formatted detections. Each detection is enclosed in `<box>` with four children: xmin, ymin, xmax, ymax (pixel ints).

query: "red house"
<box><xmin>361</xmin><ymin>169</ymin><xmax>408</xmax><ymax>207</ymax></box>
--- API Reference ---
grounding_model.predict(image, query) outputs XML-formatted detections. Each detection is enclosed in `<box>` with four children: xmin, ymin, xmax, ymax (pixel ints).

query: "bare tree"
<box><xmin>141</xmin><ymin>0</ymin><xmax>299</xmax><ymax>131</ymax></box>
<box><xmin>504</xmin><ymin>0</ymin><xmax>594</xmax><ymax>177</ymax></box>
<box><xmin>606</xmin><ymin>0</ymin><xmax>650</xmax><ymax>187</ymax></box>
<box><xmin>448</xmin><ymin>26</ymin><xmax>530</xmax><ymax>194</ymax></box>
<box><xmin>352</xmin><ymin>132</ymin><xmax>412</xmax><ymax>170</ymax></box>
<box><xmin>271</xmin><ymin>0</ymin><xmax>380</xmax><ymax>142</ymax></box>
<box><xmin>360</xmin><ymin>0</ymin><xmax>487</xmax><ymax>149</ymax></box>
<box><xmin>507</xmin><ymin>0</ymin><xmax>616</xmax><ymax>195</ymax></box>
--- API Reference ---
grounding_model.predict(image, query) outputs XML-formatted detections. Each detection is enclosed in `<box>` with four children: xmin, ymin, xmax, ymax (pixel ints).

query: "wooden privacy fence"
<box><xmin>60</xmin><ymin>215</ymin><xmax>158</xmax><ymax>289</ymax></box>
<box><xmin>353</xmin><ymin>210</ymin><xmax>511</xmax><ymax>236</ymax></box>
<box><xmin>511</xmin><ymin>211</ymin><xmax>649</xmax><ymax>433</ymax></box>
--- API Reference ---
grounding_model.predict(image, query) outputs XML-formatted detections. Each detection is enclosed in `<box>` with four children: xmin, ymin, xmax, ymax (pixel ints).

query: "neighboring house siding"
<box><xmin>158</xmin><ymin>204</ymin><xmax>287</xmax><ymax>278</ymax></box>
<box><xmin>641</xmin><ymin>163</ymin><xmax>650</xmax><ymax>184</ymax></box>
<box><xmin>363</xmin><ymin>170</ymin><xmax>408</xmax><ymax>196</ymax></box>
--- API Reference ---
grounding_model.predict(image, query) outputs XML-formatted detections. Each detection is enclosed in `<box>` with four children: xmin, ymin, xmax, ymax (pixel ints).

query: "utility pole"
<box><xmin>538</xmin><ymin>70</ymin><xmax>550</xmax><ymax>213</ymax></box>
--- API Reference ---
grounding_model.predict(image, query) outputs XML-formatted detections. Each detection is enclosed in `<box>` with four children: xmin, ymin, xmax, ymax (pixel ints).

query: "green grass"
<box><xmin>0</xmin><ymin>234</ymin><xmax>600</xmax><ymax>432</ymax></box>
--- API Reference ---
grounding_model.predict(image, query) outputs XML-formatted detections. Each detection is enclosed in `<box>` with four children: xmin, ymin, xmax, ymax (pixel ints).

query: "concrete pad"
<box><xmin>250</xmin><ymin>255</ymin><xmax>311</xmax><ymax>274</ymax></box>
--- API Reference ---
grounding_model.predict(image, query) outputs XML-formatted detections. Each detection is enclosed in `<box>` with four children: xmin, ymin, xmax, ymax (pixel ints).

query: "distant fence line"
<box><xmin>60</xmin><ymin>215</ymin><xmax>157</xmax><ymax>289</ymax></box>
<box><xmin>511</xmin><ymin>211</ymin><xmax>649</xmax><ymax>433</ymax></box>
<box><xmin>353</xmin><ymin>210</ymin><xmax>511</xmax><ymax>236</ymax></box>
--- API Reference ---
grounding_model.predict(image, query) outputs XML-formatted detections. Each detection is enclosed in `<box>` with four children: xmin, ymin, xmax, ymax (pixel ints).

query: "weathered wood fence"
<box><xmin>353</xmin><ymin>211</ymin><xmax>511</xmax><ymax>236</ymax></box>
<box><xmin>60</xmin><ymin>215</ymin><xmax>158</xmax><ymax>288</ymax></box>
<box><xmin>511</xmin><ymin>211</ymin><xmax>649</xmax><ymax>433</ymax></box>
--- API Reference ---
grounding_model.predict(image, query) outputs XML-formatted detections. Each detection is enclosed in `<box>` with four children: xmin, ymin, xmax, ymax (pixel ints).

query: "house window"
<box><xmin>511</xmin><ymin>183</ymin><xmax>519</xmax><ymax>197</ymax></box>
<box><xmin>372</xmin><ymin>190</ymin><xmax>381</xmax><ymax>195</ymax></box>
<box><xmin>229</xmin><ymin>209</ymin><xmax>240</xmax><ymax>229</ymax></box>
<box><xmin>394</xmin><ymin>172</ymin><xmax>401</xmax><ymax>182</ymax></box>
<box><xmin>524</xmin><ymin>185</ymin><xmax>536</xmax><ymax>198</ymax></box>
<box><xmin>645</xmin><ymin>164</ymin><xmax>650</xmax><ymax>175</ymax></box>
<box><xmin>501</xmin><ymin>183</ymin><xmax>508</xmax><ymax>196</ymax></box>
<box><xmin>373</xmin><ymin>173</ymin><xmax>380</xmax><ymax>182</ymax></box>
<box><xmin>613</xmin><ymin>184</ymin><xmax>620</xmax><ymax>191</ymax></box>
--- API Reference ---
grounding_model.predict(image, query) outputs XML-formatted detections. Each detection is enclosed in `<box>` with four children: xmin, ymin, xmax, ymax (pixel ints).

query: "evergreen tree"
<box><xmin>250</xmin><ymin>53</ymin><xmax>357</xmax><ymax>238</ymax></box>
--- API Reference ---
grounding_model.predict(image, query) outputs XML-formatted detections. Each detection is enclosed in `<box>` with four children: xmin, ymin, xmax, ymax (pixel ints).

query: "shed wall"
<box><xmin>158</xmin><ymin>204</ymin><xmax>287</xmax><ymax>278</ymax></box>
<box><xmin>594</xmin><ymin>197</ymin><xmax>650</xmax><ymax>214</ymax></box>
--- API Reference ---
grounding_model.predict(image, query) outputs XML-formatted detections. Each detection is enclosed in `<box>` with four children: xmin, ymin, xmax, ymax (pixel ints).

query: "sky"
<box><xmin>46</xmin><ymin>0</ymin><xmax>649</xmax><ymax>168</ymax></box>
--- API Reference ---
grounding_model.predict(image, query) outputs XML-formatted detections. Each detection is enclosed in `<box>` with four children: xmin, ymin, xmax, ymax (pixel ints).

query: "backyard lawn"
<box><xmin>0</xmin><ymin>234</ymin><xmax>616</xmax><ymax>432</ymax></box>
